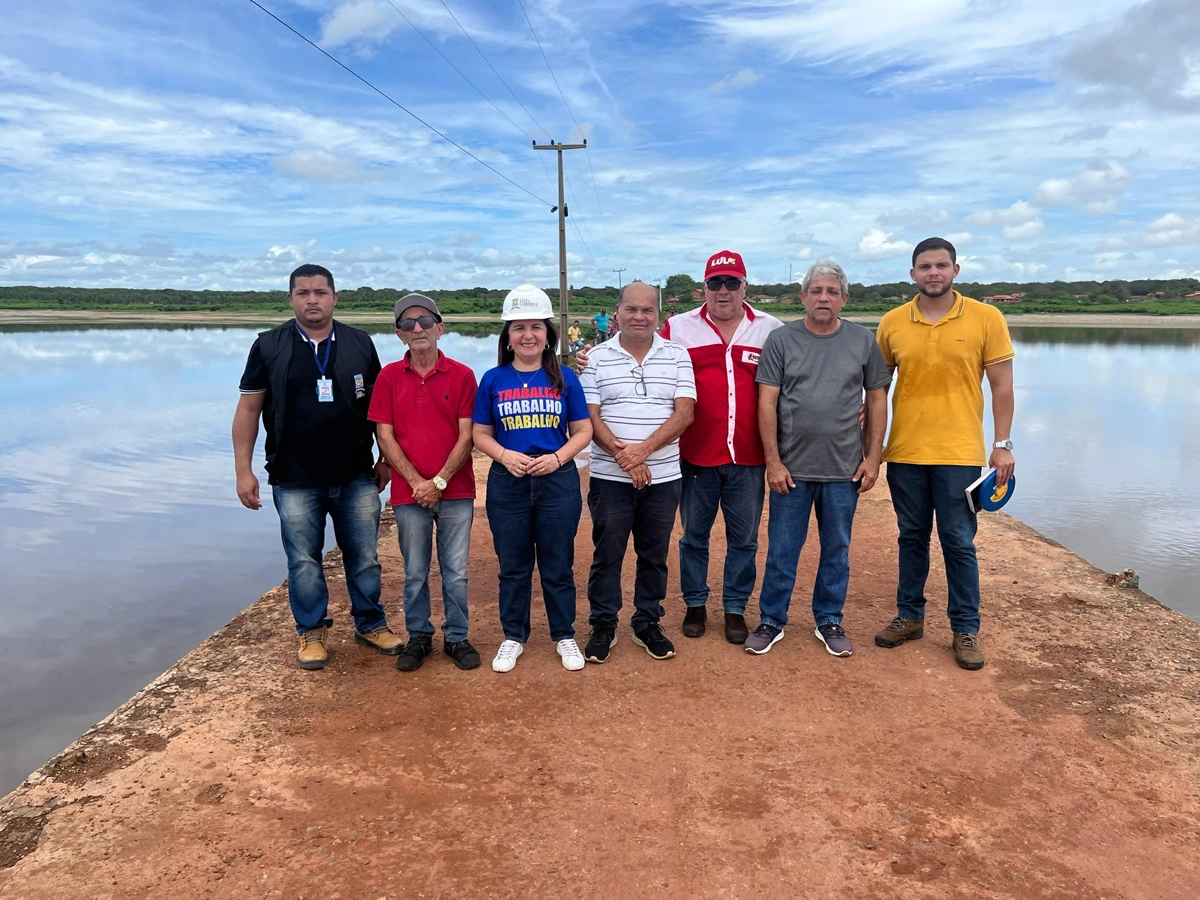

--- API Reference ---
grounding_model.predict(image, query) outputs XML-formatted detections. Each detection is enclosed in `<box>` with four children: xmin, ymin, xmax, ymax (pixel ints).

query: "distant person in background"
<box><xmin>579</xmin><ymin>282</ymin><xmax>695</xmax><ymax>663</ymax></box>
<box><xmin>592</xmin><ymin>308</ymin><xmax>610</xmax><ymax>341</ymax></box>
<box><xmin>568</xmin><ymin>319</ymin><xmax>584</xmax><ymax>352</ymax></box>
<box><xmin>369</xmin><ymin>294</ymin><xmax>480</xmax><ymax>672</ymax></box>
<box><xmin>607</xmin><ymin>315</ymin><xmax>618</xmax><ymax>339</ymax></box>
<box><xmin>473</xmin><ymin>285</ymin><xmax>594</xmax><ymax>673</ymax></box>
<box><xmin>873</xmin><ymin>237</ymin><xmax>1015</xmax><ymax>671</ymax></box>
<box><xmin>746</xmin><ymin>261</ymin><xmax>890</xmax><ymax>658</ymax></box>
<box><xmin>232</xmin><ymin>263</ymin><xmax>402</xmax><ymax>671</ymax></box>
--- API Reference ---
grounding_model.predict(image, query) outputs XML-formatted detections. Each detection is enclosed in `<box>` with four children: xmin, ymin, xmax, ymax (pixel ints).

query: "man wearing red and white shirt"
<box><xmin>661</xmin><ymin>250</ymin><xmax>783</xmax><ymax>643</ymax></box>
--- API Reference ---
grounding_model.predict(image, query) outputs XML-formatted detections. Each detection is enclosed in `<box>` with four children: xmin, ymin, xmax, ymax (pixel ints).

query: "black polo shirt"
<box><xmin>240</xmin><ymin>327</ymin><xmax>382</xmax><ymax>486</ymax></box>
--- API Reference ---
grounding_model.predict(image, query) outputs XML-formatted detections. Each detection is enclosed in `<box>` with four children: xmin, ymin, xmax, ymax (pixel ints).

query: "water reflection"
<box><xmin>0</xmin><ymin>325</ymin><xmax>497</xmax><ymax>794</ymax></box>
<box><xmin>0</xmin><ymin>322</ymin><xmax>1197</xmax><ymax>796</ymax></box>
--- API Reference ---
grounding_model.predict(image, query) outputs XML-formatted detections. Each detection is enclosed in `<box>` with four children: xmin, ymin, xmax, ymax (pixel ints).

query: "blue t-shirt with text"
<box><xmin>473</xmin><ymin>364</ymin><xmax>589</xmax><ymax>455</ymax></box>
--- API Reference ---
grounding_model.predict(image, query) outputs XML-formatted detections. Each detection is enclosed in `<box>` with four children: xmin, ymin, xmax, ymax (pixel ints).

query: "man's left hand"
<box><xmin>374</xmin><ymin>460</ymin><xmax>391</xmax><ymax>492</ymax></box>
<box><xmin>853</xmin><ymin>456</ymin><xmax>881</xmax><ymax>494</ymax></box>
<box><xmin>411</xmin><ymin>478</ymin><xmax>441</xmax><ymax>508</ymax></box>
<box><xmin>615</xmin><ymin>442</ymin><xmax>650</xmax><ymax>470</ymax></box>
<box><xmin>989</xmin><ymin>448</ymin><xmax>1015</xmax><ymax>487</ymax></box>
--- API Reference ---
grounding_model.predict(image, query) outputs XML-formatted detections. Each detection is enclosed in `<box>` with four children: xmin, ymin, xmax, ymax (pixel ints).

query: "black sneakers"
<box><xmin>395</xmin><ymin>636</ymin><xmax>434</xmax><ymax>671</ymax></box>
<box><xmin>585</xmin><ymin>627</ymin><xmax>617</xmax><ymax>664</ymax></box>
<box><xmin>632</xmin><ymin>622</ymin><xmax>676</xmax><ymax>660</ymax></box>
<box><xmin>443</xmin><ymin>639</ymin><xmax>481</xmax><ymax>670</ymax></box>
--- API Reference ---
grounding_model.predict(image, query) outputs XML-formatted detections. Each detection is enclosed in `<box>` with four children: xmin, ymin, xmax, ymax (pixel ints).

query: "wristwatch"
<box><xmin>433</xmin><ymin>476</ymin><xmax>448</xmax><ymax>490</ymax></box>
<box><xmin>993</xmin><ymin>440</ymin><xmax>1014</xmax><ymax>451</ymax></box>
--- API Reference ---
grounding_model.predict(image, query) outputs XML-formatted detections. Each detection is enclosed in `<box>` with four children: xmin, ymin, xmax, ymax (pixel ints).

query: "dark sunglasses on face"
<box><xmin>397</xmin><ymin>315</ymin><xmax>437</xmax><ymax>332</ymax></box>
<box><xmin>705</xmin><ymin>276</ymin><xmax>743</xmax><ymax>291</ymax></box>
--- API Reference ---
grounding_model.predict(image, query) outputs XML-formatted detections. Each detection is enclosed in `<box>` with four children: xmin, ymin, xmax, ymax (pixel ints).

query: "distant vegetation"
<box><xmin>2</xmin><ymin>276</ymin><xmax>1199</xmax><ymax>317</ymax></box>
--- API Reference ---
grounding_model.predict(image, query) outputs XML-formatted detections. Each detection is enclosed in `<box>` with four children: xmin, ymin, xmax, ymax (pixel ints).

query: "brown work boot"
<box><xmin>874</xmin><ymin>616</ymin><xmax>924</xmax><ymax>648</ymax></box>
<box><xmin>953</xmin><ymin>633</ymin><xmax>986</xmax><ymax>670</ymax></box>
<box><xmin>354</xmin><ymin>626</ymin><xmax>404</xmax><ymax>655</ymax></box>
<box><xmin>297</xmin><ymin>627</ymin><xmax>328</xmax><ymax>670</ymax></box>
<box><xmin>724</xmin><ymin>613</ymin><xmax>748</xmax><ymax>644</ymax></box>
<box><xmin>682</xmin><ymin>606</ymin><xmax>707</xmax><ymax>638</ymax></box>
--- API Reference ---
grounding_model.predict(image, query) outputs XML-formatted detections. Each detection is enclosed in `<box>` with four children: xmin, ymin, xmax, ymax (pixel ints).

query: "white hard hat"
<box><xmin>501</xmin><ymin>284</ymin><xmax>555</xmax><ymax>321</ymax></box>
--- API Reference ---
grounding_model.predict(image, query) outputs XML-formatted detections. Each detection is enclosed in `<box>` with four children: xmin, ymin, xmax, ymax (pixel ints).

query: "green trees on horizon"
<box><xmin>1</xmin><ymin>276</ymin><xmax>1198</xmax><ymax>316</ymax></box>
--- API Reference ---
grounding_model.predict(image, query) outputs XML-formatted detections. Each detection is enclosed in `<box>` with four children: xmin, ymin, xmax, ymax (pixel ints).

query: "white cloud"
<box><xmin>708</xmin><ymin>69</ymin><xmax>761</xmax><ymax>93</ymax></box>
<box><xmin>1034</xmin><ymin>160</ymin><xmax>1132</xmax><ymax>209</ymax></box>
<box><xmin>320</xmin><ymin>1</ymin><xmax>402</xmax><ymax>49</ymax></box>
<box><xmin>965</xmin><ymin>200</ymin><xmax>1040</xmax><ymax>226</ymax></box>
<box><xmin>275</xmin><ymin>149</ymin><xmax>389</xmax><ymax>183</ymax></box>
<box><xmin>854</xmin><ymin>229</ymin><xmax>909</xmax><ymax>261</ymax></box>
<box><xmin>1002</xmin><ymin>220</ymin><xmax>1046</xmax><ymax>241</ymax></box>
<box><xmin>440</xmin><ymin>231</ymin><xmax>480</xmax><ymax>247</ymax></box>
<box><xmin>1144</xmin><ymin>212</ymin><xmax>1200</xmax><ymax>246</ymax></box>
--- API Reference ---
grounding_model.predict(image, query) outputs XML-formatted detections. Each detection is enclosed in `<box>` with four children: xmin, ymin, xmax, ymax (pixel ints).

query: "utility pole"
<box><xmin>612</xmin><ymin>268</ymin><xmax>626</xmax><ymax>290</ymax></box>
<box><xmin>533</xmin><ymin>138</ymin><xmax>587</xmax><ymax>362</ymax></box>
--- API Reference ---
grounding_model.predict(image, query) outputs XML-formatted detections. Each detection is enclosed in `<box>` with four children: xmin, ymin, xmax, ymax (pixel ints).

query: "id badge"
<box><xmin>316</xmin><ymin>378</ymin><xmax>334</xmax><ymax>402</ymax></box>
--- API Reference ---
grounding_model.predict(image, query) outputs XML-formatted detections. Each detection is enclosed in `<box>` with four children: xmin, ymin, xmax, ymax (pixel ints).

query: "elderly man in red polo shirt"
<box><xmin>369</xmin><ymin>294</ymin><xmax>481</xmax><ymax>672</ymax></box>
<box><xmin>661</xmin><ymin>250</ymin><xmax>783</xmax><ymax>643</ymax></box>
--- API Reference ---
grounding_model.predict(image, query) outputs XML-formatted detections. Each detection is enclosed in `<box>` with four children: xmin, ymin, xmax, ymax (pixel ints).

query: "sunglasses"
<box><xmin>397</xmin><ymin>315</ymin><xmax>438</xmax><ymax>332</ymax></box>
<box><xmin>705</xmin><ymin>276</ymin><xmax>743</xmax><ymax>291</ymax></box>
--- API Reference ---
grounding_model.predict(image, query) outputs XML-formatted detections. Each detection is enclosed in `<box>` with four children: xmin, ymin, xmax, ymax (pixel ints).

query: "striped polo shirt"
<box><xmin>580</xmin><ymin>333</ymin><xmax>697</xmax><ymax>484</ymax></box>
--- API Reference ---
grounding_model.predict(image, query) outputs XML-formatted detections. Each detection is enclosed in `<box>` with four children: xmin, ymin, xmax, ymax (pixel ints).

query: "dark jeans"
<box><xmin>886</xmin><ymin>463</ymin><xmax>982</xmax><ymax>633</ymax></box>
<box><xmin>272</xmin><ymin>474</ymin><xmax>386</xmax><ymax>635</ymax></box>
<box><xmin>758</xmin><ymin>480</ymin><xmax>859</xmax><ymax>630</ymax></box>
<box><xmin>587</xmin><ymin>477</ymin><xmax>682</xmax><ymax>631</ymax></box>
<box><xmin>485</xmin><ymin>461</ymin><xmax>582</xmax><ymax>642</ymax></box>
<box><xmin>678</xmin><ymin>460</ymin><xmax>766</xmax><ymax>614</ymax></box>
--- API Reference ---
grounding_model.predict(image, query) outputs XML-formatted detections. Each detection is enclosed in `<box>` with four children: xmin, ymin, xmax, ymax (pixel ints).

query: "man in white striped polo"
<box><xmin>579</xmin><ymin>282</ymin><xmax>697</xmax><ymax>662</ymax></box>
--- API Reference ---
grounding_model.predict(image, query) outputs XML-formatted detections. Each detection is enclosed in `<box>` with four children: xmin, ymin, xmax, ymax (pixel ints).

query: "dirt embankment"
<box><xmin>2</xmin><ymin>458</ymin><xmax>1199</xmax><ymax>898</ymax></box>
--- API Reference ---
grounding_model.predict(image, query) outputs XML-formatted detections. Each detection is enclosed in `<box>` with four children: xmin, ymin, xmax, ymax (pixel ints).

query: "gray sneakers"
<box><xmin>744</xmin><ymin>623</ymin><xmax>784</xmax><ymax>655</ymax></box>
<box><xmin>815</xmin><ymin>623</ymin><xmax>853</xmax><ymax>657</ymax></box>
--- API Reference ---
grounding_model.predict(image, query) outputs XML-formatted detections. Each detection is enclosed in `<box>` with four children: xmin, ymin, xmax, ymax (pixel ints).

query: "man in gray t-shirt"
<box><xmin>744</xmin><ymin>261</ymin><xmax>891</xmax><ymax>658</ymax></box>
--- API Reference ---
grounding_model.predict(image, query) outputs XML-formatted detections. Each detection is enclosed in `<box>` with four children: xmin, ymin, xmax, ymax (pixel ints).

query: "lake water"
<box><xmin>0</xmin><ymin>322</ymin><xmax>1197</xmax><ymax>794</ymax></box>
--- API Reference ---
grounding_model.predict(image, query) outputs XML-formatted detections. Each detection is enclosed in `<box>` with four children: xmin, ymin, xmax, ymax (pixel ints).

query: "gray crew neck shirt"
<box><xmin>756</xmin><ymin>319</ymin><xmax>892</xmax><ymax>482</ymax></box>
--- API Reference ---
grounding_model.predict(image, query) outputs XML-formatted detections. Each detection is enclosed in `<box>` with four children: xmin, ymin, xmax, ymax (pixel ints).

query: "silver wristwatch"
<box><xmin>433</xmin><ymin>476</ymin><xmax>448</xmax><ymax>490</ymax></box>
<box><xmin>993</xmin><ymin>439</ymin><xmax>1013</xmax><ymax>451</ymax></box>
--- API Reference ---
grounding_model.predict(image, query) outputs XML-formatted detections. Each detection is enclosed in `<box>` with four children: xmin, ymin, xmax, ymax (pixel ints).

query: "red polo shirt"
<box><xmin>368</xmin><ymin>351</ymin><xmax>478</xmax><ymax>506</ymax></box>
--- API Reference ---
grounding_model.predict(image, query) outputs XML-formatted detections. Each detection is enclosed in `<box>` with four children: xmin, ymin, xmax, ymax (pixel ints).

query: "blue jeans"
<box><xmin>272</xmin><ymin>474</ymin><xmax>386</xmax><ymax>635</ymax></box>
<box><xmin>485</xmin><ymin>462</ymin><xmax>582</xmax><ymax>642</ymax></box>
<box><xmin>886</xmin><ymin>463</ymin><xmax>981</xmax><ymax>633</ymax></box>
<box><xmin>758</xmin><ymin>480</ymin><xmax>859</xmax><ymax>629</ymax></box>
<box><xmin>394</xmin><ymin>498</ymin><xmax>473</xmax><ymax>642</ymax></box>
<box><xmin>678</xmin><ymin>460</ymin><xmax>766</xmax><ymax>614</ymax></box>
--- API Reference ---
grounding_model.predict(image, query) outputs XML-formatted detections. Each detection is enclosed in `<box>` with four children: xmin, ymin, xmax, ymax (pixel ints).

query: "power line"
<box><xmin>516</xmin><ymin>0</ymin><xmax>582</xmax><ymax>135</ymax></box>
<box><xmin>381</xmin><ymin>0</ymin><xmax>532</xmax><ymax>140</ymax></box>
<box><xmin>516</xmin><ymin>0</ymin><xmax>612</xmax><ymax>257</ymax></box>
<box><xmin>245</xmin><ymin>0</ymin><xmax>552</xmax><ymax>207</ymax></box>
<box><xmin>437</xmin><ymin>0</ymin><xmax>550</xmax><ymax>139</ymax></box>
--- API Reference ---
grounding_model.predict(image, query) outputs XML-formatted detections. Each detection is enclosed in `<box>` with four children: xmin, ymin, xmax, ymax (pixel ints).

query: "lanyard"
<box><xmin>295</xmin><ymin>323</ymin><xmax>333</xmax><ymax>377</ymax></box>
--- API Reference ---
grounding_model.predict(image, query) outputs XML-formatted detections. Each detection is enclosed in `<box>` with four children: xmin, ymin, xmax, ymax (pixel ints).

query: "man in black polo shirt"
<box><xmin>233</xmin><ymin>263</ymin><xmax>403</xmax><ymax>670</ymax></box>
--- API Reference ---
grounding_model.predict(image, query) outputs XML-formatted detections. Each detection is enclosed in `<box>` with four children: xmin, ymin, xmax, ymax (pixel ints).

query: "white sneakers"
<box><xmin>556</xmin><ymin>639</ymin><xmax>585</xmax><ymax>671</ymax></box>
<box><xmin>491</xmin><ymin>638</ymin><xmax>586</xmax><ymax>672</ymax></box>
<box><xmin>491</xmin><ymin>640</ymin><xmax>524</xmax><ymax>672</ymax></box>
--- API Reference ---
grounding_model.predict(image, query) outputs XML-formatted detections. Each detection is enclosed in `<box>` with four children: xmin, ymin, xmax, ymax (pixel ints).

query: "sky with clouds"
<box><xmin>2</xmin><ymin>0</ymin><xmax>1198</xmax><ymax>290</ymax></box>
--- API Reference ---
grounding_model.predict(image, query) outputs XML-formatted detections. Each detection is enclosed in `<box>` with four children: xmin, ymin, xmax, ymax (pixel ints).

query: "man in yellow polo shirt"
<box><xmin>873</xmin><ymin>237</ymin><xmax>1015</xmax><ymax>670</ymax></box>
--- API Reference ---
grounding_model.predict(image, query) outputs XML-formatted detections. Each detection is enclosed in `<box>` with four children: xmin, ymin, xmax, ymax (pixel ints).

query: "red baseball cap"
<box><xmin>704</xmin><ymin>250</ymin><xmax>746</xmax><ymax>280</ymax></box>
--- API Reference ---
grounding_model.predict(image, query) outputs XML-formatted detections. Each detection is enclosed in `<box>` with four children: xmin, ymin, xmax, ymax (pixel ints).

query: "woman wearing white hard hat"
<box><xmin>472</xmin><ymin>284</ymin><xmax>593</xmax><ymax>673</ymax></box>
